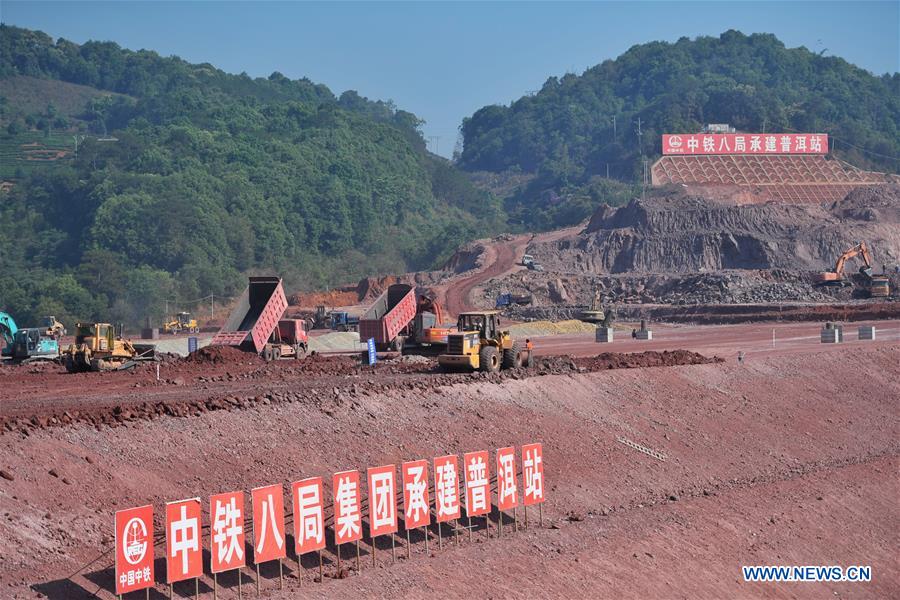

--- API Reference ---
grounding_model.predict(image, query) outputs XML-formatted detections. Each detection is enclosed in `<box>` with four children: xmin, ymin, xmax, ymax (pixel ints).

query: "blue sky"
<box><xmin>2</xmin><ymin>1</ymin><xmax>898</xmax><ymax>157</ymax></box>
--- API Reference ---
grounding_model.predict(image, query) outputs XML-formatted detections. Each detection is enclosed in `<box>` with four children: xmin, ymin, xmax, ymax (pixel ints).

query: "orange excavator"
<box><xmin>414</xmin><ymin>295</ymin><xmax>452</xmax><ymax>345</ymax></box>
<box><xmin>816</xmin><ymin>241</ymin><xmax>890</xmax><ymax>297</ymax></box>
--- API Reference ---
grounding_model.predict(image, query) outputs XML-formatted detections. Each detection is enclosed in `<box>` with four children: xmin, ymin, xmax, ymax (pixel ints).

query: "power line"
<box><xmin>778</xmin><ymin>125</ymin><xmax>899</xmax><ymax>162</ymax></box>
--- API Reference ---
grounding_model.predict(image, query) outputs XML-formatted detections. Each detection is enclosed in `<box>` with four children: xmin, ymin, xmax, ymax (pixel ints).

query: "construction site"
<box><xmin>1</xmin><ymin>124</ymin><xmax>898</xmax><ymax>598</ymax></box>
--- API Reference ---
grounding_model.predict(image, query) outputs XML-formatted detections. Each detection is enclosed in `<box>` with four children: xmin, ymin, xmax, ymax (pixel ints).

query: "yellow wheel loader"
<box><xmin>163</xmin><ymin>312</ymin><xmax>199</xmax><ymax>334</ymax></box>
<box><xmin>438</xmin><ymin>311</ymin><xmax>524</xmax><ymax>373</ymax></box>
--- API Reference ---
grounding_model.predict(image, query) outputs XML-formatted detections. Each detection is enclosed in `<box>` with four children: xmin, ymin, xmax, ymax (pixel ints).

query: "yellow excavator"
<box><xmin>816</xmin><ymin>241</ymin><xmax>890</xmax><ymax>297</ymax></box>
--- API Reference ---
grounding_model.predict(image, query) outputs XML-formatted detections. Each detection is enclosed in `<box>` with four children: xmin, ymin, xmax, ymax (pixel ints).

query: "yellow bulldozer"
<box><xmin>438</xmin><ymin>311</ymin><xmax>524</xmax><ymax>373</ymax></box>
<box><xmin>63</xmin><ymin>323</ymin><xmax>149</xmax><ymax>372</ymax></box>
<box><xmin>163</xmin><ymin>312</ymin><xmax>199</xmax><ymax>334</ymax></box>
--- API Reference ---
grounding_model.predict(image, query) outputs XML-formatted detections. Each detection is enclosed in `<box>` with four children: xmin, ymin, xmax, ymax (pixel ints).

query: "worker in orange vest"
<box><xmin>525</xmin><ymin>338</ymin><xmax>534</xmax><ymax>367</ymax></box>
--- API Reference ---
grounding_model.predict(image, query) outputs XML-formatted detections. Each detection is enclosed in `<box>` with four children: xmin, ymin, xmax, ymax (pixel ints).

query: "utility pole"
<box><xmin>210</xmin><ymin>294</ymin><xmax>214</xmax><ymax>320</ymax></box>
<box><xmin>642</xmin><ymin>158</ymin><xmax>649</xmax><ymax>201</ymax></box>
<box><xmin>635</xmin><ymin>117</ymin><xmax>645</xmax><ymax>201</ymax></box>
<box><xmin>635</xmin><ymin>117</ymin><xmax>643</xmax><ymax>157</ymax></box>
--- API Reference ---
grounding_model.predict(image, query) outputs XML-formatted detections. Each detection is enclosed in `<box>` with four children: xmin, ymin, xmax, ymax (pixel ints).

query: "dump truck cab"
<box><xmin>438</xmin><ymin>311</ymin><xmax>523</xmax><ymax>373</ymax></box>
<box><xmin>262</xmin><ymin>318</ymin><xmax>310</xmax><ymax>361</ymax></box>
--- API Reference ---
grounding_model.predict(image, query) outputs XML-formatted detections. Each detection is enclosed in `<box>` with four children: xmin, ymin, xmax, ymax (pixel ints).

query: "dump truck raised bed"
<box><xmin>210</xmin><ymin>276</ymin><xmax>288</xmax><ymax>354</ymax></box>
<box><xmin>358</xmin><ymin>283</ymin><xmax>417</xmax><ymax>351</ymax></box>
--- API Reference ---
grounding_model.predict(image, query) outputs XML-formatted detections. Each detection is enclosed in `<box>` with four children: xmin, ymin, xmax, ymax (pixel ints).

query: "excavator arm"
<box><xmin>832</xmin><ymin>242</ymin><xmax>874</xmax><ymax>278</ymax></box>
<box><xmin>0</xmin><ymin>311</ymin><xmax>19</xmax><ymax>345</ymax></box>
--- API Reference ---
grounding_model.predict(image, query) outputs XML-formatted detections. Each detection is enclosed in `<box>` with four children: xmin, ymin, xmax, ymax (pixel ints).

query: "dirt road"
<box><xmin>1</xmin><ymin>343</ymin><xmax>897</xmax><ymax>598</ymax></box>
<box><xmin>441</xmin><ymin>224</ymin><xmax>585</xmax><ymax>317</ymax></box>
<box><xmin>533</xmin><ymin>319</ymin><xmax>900</xmax><ymax>360</ymax></box>
<box><xmin>442</xmin><ymin>234</ymin><xmax>530</xmax><ymax>317</ymax></box>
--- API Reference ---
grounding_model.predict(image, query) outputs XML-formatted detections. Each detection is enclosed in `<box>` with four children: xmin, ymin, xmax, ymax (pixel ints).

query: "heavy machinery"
<box><xmin>42</xmin><ymin>316</ymin><xmax>66</xmax><ymax>339</ymax></box>
<box><xmin>1</xmin><ymin>312</ymin><xmax>60</xmax><ymax>363</ymax></box>
<box><xmin>359</xmin><ymin>284</ymin><xmax>417</xmax><ymax>350</ymax></box>
<box><xmin>11</xmin><ymin>328</ymin><xmax>60</xmax><ymax>363</ymax></box>
<box><xmin>63</xmin><ymin>323</ymin><xmax>153</xmax><ymax>372</ymax></box>
<box><xmin>262</xmin><ymin>319</ymin><xmax>310</xmax><ymax>361</ymax></box>
<box><xmin>329</xmin><ymin>311</ymin><xmax>360</xmax><ymax>332</ymax></box>
<box><xmin>816</xmin><ymin>241</ymin><xmax>891</xmax><ymax>297</ymax></box>
<box><xmin>409</xmin><ymin>295</ymin><xmax>451</xmax><ymax>347</ymax></box>
<box><xmin>163</xmin><ymin>312</ymin><xmax>199</xmax><ymax>334</ymax></box>
<box><xmin>579</xmin><ymin>281</ymin><xmax>614</xmax><ymax>326</ymax></box>
<box><xmin>438</xmin><ymin>311</ymin><xmax>523</xmax><ymax>373</ymax></box>
<box><xmin>210</xmin><ymin>276</ymin><xmax>289</xmax><ymax>357</ymax></box>
<box><xmin>1</xmin><ymin>311</ymin><xmax>18</xmax><ymax>359</ymax></box>
<box><xmin>495</xmin><ymin>293</ymin><xmax>533</xmax><ymax>308</ymax></box>
<box><xmin>309</xmin><ymin>305</ymin><xmax>330</xmax><ymax>330</ymax></box>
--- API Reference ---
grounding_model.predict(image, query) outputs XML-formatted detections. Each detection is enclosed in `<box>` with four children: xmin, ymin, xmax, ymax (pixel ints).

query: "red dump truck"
<box><xmin>358</xmin><ymin>284</ymin><xmax>418</xmax><ymax>351</ymax></box>
<box><xmin>210</xmin><ymin>276</ymin><xmax>288</xmax><ymax>355</ymax></box>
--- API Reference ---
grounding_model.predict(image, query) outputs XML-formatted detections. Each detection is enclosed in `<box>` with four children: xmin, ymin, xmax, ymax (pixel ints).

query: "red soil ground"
<box><xmin>0</xmin><ymin>337</ymin><xmax>897</xmax><ymax>598</ymax></box>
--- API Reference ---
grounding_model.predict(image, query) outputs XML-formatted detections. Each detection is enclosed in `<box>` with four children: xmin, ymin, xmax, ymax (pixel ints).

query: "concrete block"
<box><xmin>595</xmin><ymin>327</ymin><xmax>614</xmax><ymax>343</ymax></box>
<box><xmin>140</xmin><ymin>328</ymin><xmax>159</xmax><ymax>340</ymax></box>
<box><xmin>858</xmin><ymin>326</ymin><xmax>876</xmax><ymax>341</ymax></box>
<box><xmin>820</xmin><ymin>328</ymin><xmax>842</xmax><ymax>344</ymax></box>
<box><xmin>635</xmin><ymin>329</ymin><xmax>652</xmax><ymax>340</ymax></box>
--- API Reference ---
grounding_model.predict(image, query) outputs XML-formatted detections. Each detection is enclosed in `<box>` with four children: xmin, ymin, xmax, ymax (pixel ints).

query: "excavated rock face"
<box><xmin>536</xmin><ymin>185</ymin><xmax>900</xmax><ymax>275</ymax></box>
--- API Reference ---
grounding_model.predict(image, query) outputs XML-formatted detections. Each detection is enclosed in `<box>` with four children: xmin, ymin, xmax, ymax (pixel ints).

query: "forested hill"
<box><xmin>0</xmin><ymin>25</ymin><xmax>502</xmax><ymax>326</ymax></box>
<box><xmin>459</xmin><ymin>30</ymin><xmax>900</xmax><ymax>227</ymax></box>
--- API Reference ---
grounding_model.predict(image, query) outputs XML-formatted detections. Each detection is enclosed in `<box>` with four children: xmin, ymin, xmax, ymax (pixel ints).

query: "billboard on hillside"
<box><xmin>662</xmin><ymin>133</ymin><xmax>828</xmax><ymax>155</ymax></box>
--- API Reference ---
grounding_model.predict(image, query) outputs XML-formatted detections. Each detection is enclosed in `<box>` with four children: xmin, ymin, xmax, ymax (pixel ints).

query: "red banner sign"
<box><xmin>368</xmin><ymin>464</ymin><xmax>398</xmax><ymax>536</ymax></box>
<box><xmin>252</xmin><ymin>484</ymin><xmax>286</xmax><ymax>563</ymax></box>
<box><xmin>115</xmin><ymin>505</ymin><xmax>154</xmax><ymax>595</ymax></box>
<box><xmin>496</xmin><ymin>447</ymin><xmax>518</xmax><ymax>511</ymax></box>
<box><xmin>662</xmin><ymin>133</ymin><xmax>827</xmax><ymax>155</ymax></box>
<box><xmin>292</xmin><ymin>477</ymin><xmax>326</xmax><ymax>554</ymax></box>
<box><xmin>522</xmin><ymin>443</ymin><xmax>545</xmax><ymax>505</ymax></box>
<box><xmin>166</xmin><ymin>498</ymin><xmax>203</xmax><ymax>583</ymax></box>
<box><xmin>464</xmin><ymin>451</ymin><xmax>491</xmax><ymax>517</ymax></box>
<box><xmin>210</xmin><ymin>491</ymin><xmax>246</xmax><ymax>573</ymax></box>
<box><xmin>433</xmin><ymin>455</ymin><xmax>461</xmax><ymax>522</ymax></box>
<box><xmin>333</xmin><ymin>470</ymin><xmax>363</xmax><ymax>544</ymax></box>
<box><xmin>402</xmin><ymin>460</ymin><xmax>431</xmax><ymax>528</ymax></box>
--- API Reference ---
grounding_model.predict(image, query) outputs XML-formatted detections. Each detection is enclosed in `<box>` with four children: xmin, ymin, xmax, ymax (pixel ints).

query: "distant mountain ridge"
<box><xmin>459</xmin><ymin>30</ymin><xmax>900</xmax><ymax>230</ymax></box>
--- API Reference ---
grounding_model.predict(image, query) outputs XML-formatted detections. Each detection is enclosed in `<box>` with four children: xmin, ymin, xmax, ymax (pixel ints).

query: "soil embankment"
<box><xmin>1</xmin><ymin>344</ymin><xmax>897</xmax><ymax>598</ymax></box>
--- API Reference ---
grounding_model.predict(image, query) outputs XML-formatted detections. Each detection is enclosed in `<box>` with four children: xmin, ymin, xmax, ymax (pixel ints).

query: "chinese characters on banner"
<box><xmin>367</xmin><ymin>465</ymin><xmax>399</xmax><ymax>536</ymax></box>
<box><xmin>166</xmin><ymin>498</ymin><xmax>203</xmax><ymax>583</ymax></box>
<box><xmin>115</xmin><ymin>505</ymin><xmax>154</xmax><ymax>595</ymax></box>
<box><xmin>333</xmin><ymin>470</ymin><xmax>363</xmax><ymax>545</ymax></box>
<box><xmin>113</xmin><ymin>443</ymin><xmax>545</xmax><ymax>593</ymax></box>
<box><xmin>252</xmin><ymin>484</ymin><xmax>286</xmax><ymax>563</ymax></box>
<box><xmin>433</xmin><ymin>455</ymin><xmax>460</xmax><ymax>522</ymax></box>
<box><xmin>496</xmin><ymin>447</ymin><xmax>518</xmax><ymax>511</ymax></box>
<box><xmin>292</xmin><ymin>477</ymin><xmax>326</xmax><ymax>555</ymax></box>
<box><xmin>464</xmin><ymin>451</ymin><xmax>491</xmax><ymax>517</ymax></box>
<box><xmin>402</xmin><ymin>460</ymin><xmax>431</xmax><ymax>528</ymax></box>
<box><xmin>210</xmin><ymin>491</ymin><xmax>246</xmax><ymax>573</ymax></box>
<box><xmin>522</xmin><ymin>443</ymin><xmax>545</xmax><ymax>505</ymax></box>
<box><xmin>661</xmin><ymin>133</ymin><xmax>828</xmax><ymax>155</ymax></box>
